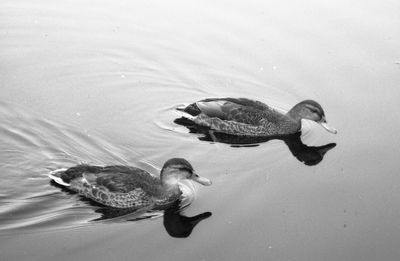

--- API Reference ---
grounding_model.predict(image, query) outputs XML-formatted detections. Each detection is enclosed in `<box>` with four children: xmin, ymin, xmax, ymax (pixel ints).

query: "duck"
<box><xmin>177</xmin><ymin>98</ymin><xmax>337</xmax><ymax>136</ymax></box>
<box><xmin>49</xmin><ymin>158</ymin><xmax>212</xmax><ymax>209</ymax></box>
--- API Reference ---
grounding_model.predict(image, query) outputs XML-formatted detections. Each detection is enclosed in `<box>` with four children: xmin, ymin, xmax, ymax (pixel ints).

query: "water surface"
<box><xmin>1</xmin><ymin>0</ymin><xmax>400</xmax><ymax>260</ymax></box>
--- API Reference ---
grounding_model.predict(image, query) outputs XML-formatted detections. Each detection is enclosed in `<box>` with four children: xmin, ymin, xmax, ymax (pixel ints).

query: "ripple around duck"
<box><xmin>0</xmin><ymin>181</ymin><xmax>198</xmax><ymax>235</ymax></box>
<box><xmin>0</xmin><ymin>101</ymin><xmax>199</xmax><ymax>235</ymax></box>
<box><xmin>153</xmin><ymin>103</ymin><xmax>195</xmax><ymax>135</ymax></box>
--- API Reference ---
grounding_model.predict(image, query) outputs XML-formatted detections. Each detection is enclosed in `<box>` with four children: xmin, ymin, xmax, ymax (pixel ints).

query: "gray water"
<box><xmin>1</xmin><ymin>0</ymin><xmax>400</xmax><ymax>260</ymax></box>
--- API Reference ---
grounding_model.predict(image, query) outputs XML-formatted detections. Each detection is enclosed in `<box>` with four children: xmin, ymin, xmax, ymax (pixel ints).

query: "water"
<box><xmin>1</xmin><ymin>0</ymin><xmax>400</xmax><ymax>260</ymax></box>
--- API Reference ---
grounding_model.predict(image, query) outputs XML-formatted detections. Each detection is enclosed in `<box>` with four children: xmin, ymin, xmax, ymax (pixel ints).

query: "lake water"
<box><xmin>1</xmin><ymin>0</ymin><xmax>400</xmax><ymax>260</ymax></box>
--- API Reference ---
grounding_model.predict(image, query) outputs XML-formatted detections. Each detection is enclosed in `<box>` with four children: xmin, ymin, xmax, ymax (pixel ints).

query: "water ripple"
<box><xmin>0</xmin><ymin>101</ymin><xmax>161</xmax><ymax>234</ymax></box>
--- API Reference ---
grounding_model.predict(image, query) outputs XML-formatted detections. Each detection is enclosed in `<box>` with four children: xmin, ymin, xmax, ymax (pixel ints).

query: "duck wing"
<box><xmin>60</xmin><ymin>165</ymin><xmax>160</xmax><ymax>194</ymax></box>
<box><xmin>196</xmin><ymin>98</ymin><xmax>272</xmax><ymax>125</ymax></box>
<box><xmin>86</xmin><ymin>167</ymin><xmax>160</xmax><ymax>194</ymax></box>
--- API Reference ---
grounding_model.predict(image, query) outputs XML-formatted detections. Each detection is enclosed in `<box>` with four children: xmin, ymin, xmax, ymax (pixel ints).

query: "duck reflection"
<box><xmin>92</xmin><ymin>201</ymin><xmax>211</xmax><ymax>238</ymax></box>
<box><xmin>163</xmin><ymin>201</ymin><xmax>212</xmax><ymax>238</ymax></box>
<box><xmin>174</xmin><ymin>117</ymin><xmax>336</xmax><ymax>166</ymax></box>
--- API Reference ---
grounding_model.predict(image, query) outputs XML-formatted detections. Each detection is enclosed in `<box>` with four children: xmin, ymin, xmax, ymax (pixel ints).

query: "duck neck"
<box><xmin>160</xmin><ymin>171</ymin><xmax>181</xmax><ymax>194</ymax></box>
<box><xmin>284</xmin><ymin>110</ymin><xmax>302</xmax><ymax>132</ymax></box>
<box><xmin>286</xmin><ymin>107</ymin><xmax>302</xmax><ymax>121</ymax></box>
<box><xmin>162</xmin><ymin>178</ymin><xmax>180</xmax><ymax>189</ymax></box>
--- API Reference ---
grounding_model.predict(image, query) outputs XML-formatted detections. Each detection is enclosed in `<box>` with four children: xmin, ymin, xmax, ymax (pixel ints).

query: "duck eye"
<box><xmin>178</xmin><ymin>167</ymin><xmax>193</xmax><ymax>173</ymax></box>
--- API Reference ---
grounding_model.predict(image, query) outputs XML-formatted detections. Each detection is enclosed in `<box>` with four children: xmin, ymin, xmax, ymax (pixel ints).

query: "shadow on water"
<box><xmin>174</xmin><ymin>117</ymin><xmax>336</xmax><ymax>166</ymax></box>
<box><xmin>163</xmin><ymin>201</ymin><xmax>212</xmax><ymax>238</ymax></box>
<box><xmin>50</xmin><ymin>181</ymin><xmax>211</xmax><ymax>238</ymax></box>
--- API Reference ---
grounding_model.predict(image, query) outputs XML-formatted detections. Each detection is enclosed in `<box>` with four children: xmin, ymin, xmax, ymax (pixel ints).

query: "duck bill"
<box><xmin>319</xmin><ymin>122</ymin><xmax>337</xmax><ymax>134</ymax></box>
<box><xmin>191</xmin><ymin>173</ymin><xmax>212</xmax><ymax>186</ymax></box>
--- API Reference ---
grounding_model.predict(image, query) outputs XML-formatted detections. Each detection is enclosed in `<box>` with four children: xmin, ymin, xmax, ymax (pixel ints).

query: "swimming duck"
<box><xmin>178</xmin><ymin>98</ymin><xmax>337</xmax><ymax>136</ymax></box>
<box><xmin>49</xmin><ymin>158</ymin><xmax>212</xmax><ymax>209</ymax></box>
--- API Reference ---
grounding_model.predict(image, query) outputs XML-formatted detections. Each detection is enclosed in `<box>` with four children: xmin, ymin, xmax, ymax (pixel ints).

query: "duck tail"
<box><xmin>177</xmin><ymin>103</ymin><xmax>201</xmax><ymax>116</ymax></box>
<box><xmin>174</xmin><ymin>108</ymin><xmax>196</xmax><ymax>121</ymax></box>
<box><xmin>48</xmin><ymin>168</ymin><xmax>70</xmax><ymax>186</ymax></box>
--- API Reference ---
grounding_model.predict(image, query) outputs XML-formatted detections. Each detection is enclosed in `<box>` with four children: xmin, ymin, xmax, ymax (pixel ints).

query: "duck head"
<box><xmin>288</xmin><ymin>100</ymin><xmax>337</xmax><ymax>134</ymax></box>
<box><xmin>160</xmin><ymin>158</ymin><xmax>212</xmax><ymax>187</ymax></box>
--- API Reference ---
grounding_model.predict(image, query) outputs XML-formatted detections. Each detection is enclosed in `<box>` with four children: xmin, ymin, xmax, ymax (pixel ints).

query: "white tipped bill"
<box><xmin>191</xmin><ymin>173</ymin><xmax>212</xmax><ymax>186</ymax></box>
<box><xmin>320</xmin><ymin>122</ymin><xmax>337</xmax><ymax>134</ymax></box>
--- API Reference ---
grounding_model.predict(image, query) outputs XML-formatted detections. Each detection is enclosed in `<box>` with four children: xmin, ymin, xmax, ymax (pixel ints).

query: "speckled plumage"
<box><xmin>49</xmin><ymin>158</ymin><xmax>212</xmax><ymax>209</ymax></box>
<box><xmin>180</xmin><ymin>98</ymin><xmax>336</xmax><ymax>136</ymax></box>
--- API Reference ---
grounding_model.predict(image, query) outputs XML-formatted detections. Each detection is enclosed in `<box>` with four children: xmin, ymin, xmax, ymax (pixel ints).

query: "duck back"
<box><xmin>49</xmin><ymin>165</ymin><xmax>179</xmax><ymax>209</ymax></box>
